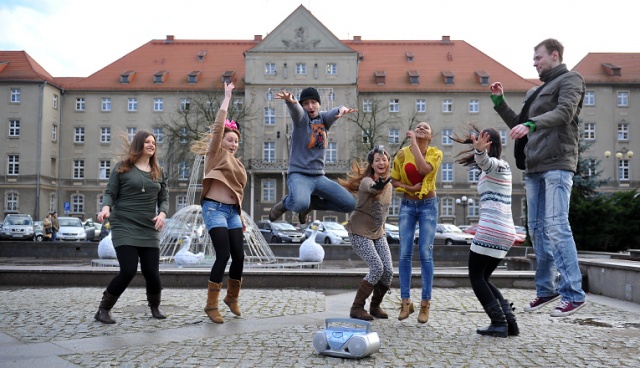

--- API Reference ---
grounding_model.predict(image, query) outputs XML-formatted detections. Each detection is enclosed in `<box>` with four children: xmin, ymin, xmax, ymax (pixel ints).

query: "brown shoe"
<box><xmin>298</xmin><ymin>207</ymin><xmax>312</xmax><ymax>225</ymax></box>
<box><xmin>398</xmin><ymin>300</ymin><xmax>414</xmax><ymax>321</ymax></box>
<box><xmin>269</xmin><ymin>200</ymin><xmax>287</xmax><ymax>222</ymax></box>
<box><xmin>223</xmin><ymin>278</ymin><xmax>242</xmax><ymax>316</ymax></box>
<box><xmin>204</xmin><ymin>281</ymin><xmax>223</xmax><ymax>324</ymax></box>
<box><xmin>418</xmin><ymin>300</ymin><xmax>430</xmax><ymax>323</ymax></box>
<box><xmin>350</xmin><ymin>280</ymin><xmax>374</xmax><ymax>321</ymax></box>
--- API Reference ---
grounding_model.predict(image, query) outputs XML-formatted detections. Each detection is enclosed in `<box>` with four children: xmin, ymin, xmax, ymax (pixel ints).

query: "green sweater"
<box><xmin>102</xmin><ymin>163</ymin><xmax>169</xmax><ymax>248</ymax></box>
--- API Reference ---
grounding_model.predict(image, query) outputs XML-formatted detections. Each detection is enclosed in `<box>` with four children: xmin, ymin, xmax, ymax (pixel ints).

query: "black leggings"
<box><xmin>208</xmin><ymin>227</ymin><xmax>245</xmax><ymax>283</ymax></box>
<box><xmin>468</xmin><ymin>250</ymin><xmax>504</xmax><ymax>306</ymax></box>
<box><xmin>106</xmin><ymin>245</ymin><xmax>162</xmax><ymax>296</ymax></box>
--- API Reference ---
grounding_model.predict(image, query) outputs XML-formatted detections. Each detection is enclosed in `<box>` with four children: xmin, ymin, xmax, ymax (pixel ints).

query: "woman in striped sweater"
<box><xmin>452</xmin><ymin>125</ymin><xmax>519</xmax><ymax>338</ymax></box>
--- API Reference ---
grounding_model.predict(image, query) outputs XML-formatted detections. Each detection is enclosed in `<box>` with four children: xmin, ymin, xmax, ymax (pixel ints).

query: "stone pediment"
<box><xmin>248</xmin><ymin>5</ymin><xmax>353</xmax><ymax>53</ymax></box>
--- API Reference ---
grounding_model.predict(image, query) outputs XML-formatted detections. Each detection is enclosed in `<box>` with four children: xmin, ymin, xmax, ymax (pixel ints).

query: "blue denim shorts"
<box><xmin>201</xmin><ymin>198</ymin><xmax>242</xmax><ymax>230</ymax></box>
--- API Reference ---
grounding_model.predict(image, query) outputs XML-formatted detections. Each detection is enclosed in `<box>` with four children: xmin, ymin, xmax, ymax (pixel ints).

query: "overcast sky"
<box><xmin>1</xmin><ymin>0</ymin><xmax>638</xmax><ymax>79</ymax></box>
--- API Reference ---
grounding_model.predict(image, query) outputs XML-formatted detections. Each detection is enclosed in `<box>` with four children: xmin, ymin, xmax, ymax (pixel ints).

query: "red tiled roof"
<box><xmin>0</xmin><ymin>51</ymin><xmax>59</xmax><ymax>86</ymax></box>
<box><xmin>572</xmin><ymin>53</ymin><xmax>640</xmax><ymax>84</ymax></box>
<box><xmin>345</xmin><ymin>38</ymin><xmax>537</xmax><ymax>93</ymax></box>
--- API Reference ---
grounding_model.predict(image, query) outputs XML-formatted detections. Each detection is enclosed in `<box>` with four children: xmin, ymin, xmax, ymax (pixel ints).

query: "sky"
<box><xmin>1</xmin><ymin>0</ymin><xmax>639</xmax><ymax>79</ymax></box>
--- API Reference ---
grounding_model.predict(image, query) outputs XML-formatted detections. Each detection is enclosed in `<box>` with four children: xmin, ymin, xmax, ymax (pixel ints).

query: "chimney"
<box><xmin>254</xmin><ymin>35</ymin><xmax>263</xmax><ymax>42</ymax></box>
<box><xmin>165</xmin><ymin>35</ymin><xmax>175</xmax><ymax>43</ymax></box>
<box><xmin>441</xmin><ymin>35</ymin><xmax>451</xmax><ymax>43</ymax></box>
<box><xmin>353</xmin><ymin>36</ymin><xmax>362</xmax><ymax>43</ymax></box>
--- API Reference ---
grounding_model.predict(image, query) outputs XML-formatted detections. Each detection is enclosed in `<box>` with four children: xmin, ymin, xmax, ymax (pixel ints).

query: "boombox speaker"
<box><xmin>312</xmin><ymin>318</ymin><xmax>380</xmax><ymax>359</ymax></box>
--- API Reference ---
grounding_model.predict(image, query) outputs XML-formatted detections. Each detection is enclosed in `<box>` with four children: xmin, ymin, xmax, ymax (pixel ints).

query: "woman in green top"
<box><xmin>94</xmin><ymin>130</ymin><xmax>169</xmax><ymax>324</ymax></box>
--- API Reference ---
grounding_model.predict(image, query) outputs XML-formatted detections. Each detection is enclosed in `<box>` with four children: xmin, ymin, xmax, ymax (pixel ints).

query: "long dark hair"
<box><xmin>451</xmin><ymin>123</ymin><xmax>502</xmax><ymax>168</ymax></box>
<box><xmin>339</xmin><ymin>145</ymin><xmax>390</xmax><ymax>194</ymax></box>
<box><xmin>117</xmin><ymin>130</ymin><xmax>162</xmax><ymax>180</ymax></box>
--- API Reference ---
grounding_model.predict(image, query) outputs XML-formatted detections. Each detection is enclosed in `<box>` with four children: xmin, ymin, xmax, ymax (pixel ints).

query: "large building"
<box><xmin>1</xmin><ymin>6</ymin><xmax>637</xmax><ymax>225</ymax></box>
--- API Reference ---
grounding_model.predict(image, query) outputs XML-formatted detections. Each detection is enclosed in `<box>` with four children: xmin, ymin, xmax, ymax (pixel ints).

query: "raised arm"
<box><xmin>208</xmin><ymin>82</ymin><xmax>235</xmax><ymax>153</ymax></box>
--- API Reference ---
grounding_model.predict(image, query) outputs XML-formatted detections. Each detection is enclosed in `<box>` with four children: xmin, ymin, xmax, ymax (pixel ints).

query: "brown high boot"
<box><xmin>350</xmin><ymin>280</ymin><xmax>374</xmax><ymax>321</ymax></box>
<box><xmin>369</xmin><ymin>282</ymin><xmax>390</xmax><ymax>319</ymax></box>
<box><xmin>418</xmin><ymin>300</ymin><xmax>431</xmax><ymax>324</ymax></box>
<box><xmin>223</xmin><ymin>278</ymin><xmax>242</xmax><ymax>316</ymax></box>
<box><xmin>94</xmin><ymin>291</ymin><xmax>119</xmax><ymax>324</ymax></box>
<box><xmin>147</xmin><ymin>292</ymin><xmax>167</xmax><ymax>319</ymax></box>
<box><xmin>204</xmin><ymin>281</ymin><xmax>224</xmax><ymax>324</ymax></box>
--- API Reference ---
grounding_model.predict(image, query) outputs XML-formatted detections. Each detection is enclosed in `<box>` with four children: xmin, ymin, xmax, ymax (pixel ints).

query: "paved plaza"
<box><xmin>0</xmin><ymin>285</ymin><xmax>639</xmax><ymax>367</ymax></box>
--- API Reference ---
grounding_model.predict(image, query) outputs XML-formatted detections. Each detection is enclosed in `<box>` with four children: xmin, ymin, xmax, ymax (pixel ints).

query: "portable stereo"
<box><xmin>312</xmin><ymin>318</ymin><xmax>380</xmax><ymax>359</ymax></box>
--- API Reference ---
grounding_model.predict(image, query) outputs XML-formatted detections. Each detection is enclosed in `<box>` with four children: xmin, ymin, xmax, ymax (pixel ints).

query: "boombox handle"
<box><xmin>324</xmin><ymin>318</ymin><xmax>370</xmax><ymax>333</ymax></box>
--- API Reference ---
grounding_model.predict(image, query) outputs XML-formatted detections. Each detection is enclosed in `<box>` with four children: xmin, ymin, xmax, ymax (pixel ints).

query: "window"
<box><xmin>326</xmin><ymin>63</ymin><xmax>337</xmax><ymax>75</ymax></box>
<box><xmin>127</xmin><ymin>127</ymin><xmax>137</xmax><ymax>142</ymax></box>
<box><xmin>617</xmin><ymin>91</ymin><xmax>628</xmax><ymax>107</ymax></box>
<box><xmin>583</xmin><ymin>122</ymin><xmax>596</xmax><ymax>140</ymax></box>
<box><xmin>584</xmin><ymin>91</ymin><xmax>595</xmax><ymax>106</ymax></box>
<box><xmin>441</xmin><ymin>129</ymin><xmax>453</xmax><ymax>145</ymax></box>
<box><xmin>97</xmin><ymin>194</ymin><xmax>104</xmax><ymax>211</ymax></box>
<box><xmin>296</xmin><ymin>63</ymin><xmax>306</xmax><ymax>75</ymax></box>
<box><xmin>328</xmin><ymin>92</ymin><xmax>335</xmax><ymax>101</ymax></box>
<box><xmin>7</xmin><ymin>155</ymin><xmax>19</xmax><ymax>175</ymax></box>
<box><xmin>389</xmin><ymin>99</ymin><xmax>400</xmax><ymax>113</ymax></box>
<box><xmin>468</xmin><ymin>198</ymin><xmax>480</xmax><ymax>217</ymax></box>
<box><xmin>618</xmin><ymin>123</ymin><xmax>629</xmax><ymax>141</ymax></box>
<box><xmin>262</xmin><ymin>179</ymin><xmax>276</xmax><ymax>202</ymax></box>
<box><xmin>619</xmin><ymin>160</ymin><xmax>630</xmax><ymax>181</ymax></box>
<box><xmin>100</xmin><ymin>127</ymin><xmax>111</xmax><ymax>143</ymax></box>
<box><xmin>73</xmin><ymin>160</ymin><xmax>85</xmax><ymax>179</ymax></box>
<box><xmin>362</xmin><ymin>129</ymin><xmax>370</xmax><ymax>144</ymax></box>
<box><xmin>154</xmin><ymin>98</ymin><xmax>164</xmax><ymax>112</ymax></box>
<box><xmin>8</xmin><ymin>120</ymin><xmax>20</xmax><ymax>137</ymax></box>
<box><xmin>389</xmin><ymin>129</ymin><xmax>400</xmax><ymax>145</ymax></box>
<box><xmin>440</xmin><ymin>197</ymin><xmax>454</xmax><ymax>217</ymax></box>
<box><xmin>153</xmin><ymin>127</ymin><xmax>164</xmax><ymax>143</ymax></box>
<box><xmin>6</xmin><ymin>192</ymin><xmax>18</xmax><ymax>211</ymax></box>
<box><xmin>416</xmin><ymin>99</ymin><xmax>426</xmax><ymax>113</ymax></box>
<box><xmin>71</xmin><ymin>194</ymin><xmax>84</xmax><ymax>214</ymax></box>
<box><xmin>49</xmin><ymin>193</ymin><xmax>56</xmax><ymax>214</ymax></box>
<box><xmin>10</xmin><ymin>88</ymin><xmax>20</xmax><ymax>103</ymax></box>
<box><xmin>232</xmin><ymin>98</ymin><xmax>243</xmax><ymax>112</ymax></box>
<box><xmin>178</xmin><ymin>161</ymin><xmax>189</xmax><ymax>180</ymax></box>
<box><xmin>99</xmin><ymin>160</ymin><xmax>111</xmax><ymax>180</ymax></box>
<box><xmin>53</xmin><ymin>94</ymin><xmax>58</xmax><ymax>109</ymax></box>
<box><xmin>74</xmin><ymin>127</ymin><xmax>85</xmax><ymax>143</ymax></box>
<box><xmin>441</xmin><ymin>162</ymin><xmax>453</xmax><ymax>182</ymax></box>
<box><xmin>51</xmin><ymin>124</ymin><xmax>57</xmax><ymax>142</ymax></box>
<box><xmin>442</xmin><ymin>99</ymin><xmax>453</xmax><ymax>113</ymax></box>
<box><xmin>75</xmin><ymin>98</ymin><xmax>85</xmax><ymax>111</ymax></box>
<box><xmin>468</xmin><ymin>168</ymin><xmax>481</xmax><ymax>183</ymax></box>
<box><xmin>179</xmin><ymin>127</ymin><xmax>188</xmax><ymax>143</ymax></box>
<box><xmin>587</xmin><ymin>159</ymin><xmax>597</xmax><ymax>177</ymax></box>
<box><xmin>362</xmin><ymin>99</ymin><xmax>373</xmax><ymax>113</ymax></box>
<box><xmin>499</xmin><ymin>129</ymin><xmax>507</xmax><ymax>146</ymax></box>
<box><xmin>176</xmin><ymin>195</ymin><xmax>188</xmax><ymax>211</ymax></box>
<box><xmin>266</xmin><ymin>90</ymin><xmax>274</xmax><ymax>101</ymax></box>
<box><xmin>128</xmin><ymin>98</ymin><xmax>138</xmax><ymax>112</ymax></box>
<box><xmin>325</xmin><ymin>142</ymin><xmax>337</xmax><ymax>163</ymax></box>
<box><xmin>101</xmin><ymin>98</ymin><xmax>111</xmax><ymax>112</ymax></box>
<box><xmin>263</xmin><ymin>142</ymin><xmax>275</xmax><ymax>162</ymax></box>
<box><xmin>264</xmin><ymin>107</ymin><xmax>275</xmax><ymax>125</ymax></box>
<box><xmin>265</xmin><ymin>62</ymin><xmax>276</xmax><ymax>75</ymax></box>
<box><xmin>180</xmin><ymin>98</ymin><xmax>190</xmax><ymax>112</ymax></box>
<box><xmin>469</xmin><ymin>99</ymin><xmax>479</xmax><ymax>113</ymax></box>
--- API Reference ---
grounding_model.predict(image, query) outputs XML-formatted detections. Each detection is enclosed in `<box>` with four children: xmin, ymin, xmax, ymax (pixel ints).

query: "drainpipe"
<box><xmin>35</xmin><ymin>81</ymin><xmax>47</xmax><ymax>218</ymax></box>
<box><xmin>57</xmin><ymin>87</ymin><xmax>64</xmax><ymax>214</ymax></box>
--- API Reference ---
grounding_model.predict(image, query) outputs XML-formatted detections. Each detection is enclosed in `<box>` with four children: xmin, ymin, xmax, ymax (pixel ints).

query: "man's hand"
<box><xmin>336</xmin><ymin>106</ymin><xmax>357</xmax><ymax>118</ymax></box>
<box><xmin>275</xmin><ymin>90</ymin><xmax>296</xmax><ymax>103</ymax></box>
<box><xmin>370</xmin><ymin>177</ymin><xmax>391</xmax><ymax>191</ymax></box>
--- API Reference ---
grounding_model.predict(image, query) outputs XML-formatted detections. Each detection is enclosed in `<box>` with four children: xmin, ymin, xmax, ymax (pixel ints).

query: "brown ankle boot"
<box><xmin>350</xmin><ymin>280</ymin><xmax>374</xmax><ymax>321</ymax></box>
<box><xmin>95</xmin><ymin>291</ymin><xmax>119</xmax><ymax>324</ymax></box>
<box><xmin>223</xmin><ymin>278</ymin><xmax>242</xmax><ymax>316</ymax></box>
<box><xmin>398</xmin><ymin>300</ymin><xmax>415</xmax><ymax>321</ymax></box>
<box><xmin>370</xmin><ymin>282</ymin><xmax>389</xmax><ymax>319</ymax></box>
<box><xmin>418</xmin><ymin>300</ymin><xmax>431</xmax><ymax>324</ymax></box>
<box><xmin>147</xmin><ymin>292</ymin><xmax>167</xmax><ymax>319</ymax></box>
<box><xmin>204</xmin><ymin>281</ymin><xmax>223</xmax><ymax>324</ymax></box>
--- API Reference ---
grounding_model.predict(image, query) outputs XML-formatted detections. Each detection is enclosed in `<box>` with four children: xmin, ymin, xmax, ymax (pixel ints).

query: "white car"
<box><xmin>415</xmin><ymin>223</ymin><xmax>474</xmax><ymax>245</ymax></box>
<box><xmin>304</xmin><ymin>221</ymin><xmax>350</xmax><ymax>245</ymax></box>
<box><xmin>56</xmin><ymin>217</ymin><xmax>87</xmax><ymax>241</ymax></box>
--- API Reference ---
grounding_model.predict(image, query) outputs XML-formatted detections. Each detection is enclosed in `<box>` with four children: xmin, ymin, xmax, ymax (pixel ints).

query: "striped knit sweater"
<box><xmin>470</xmin><ymin>150</ymin><xmax>516</xmax><ymax>259</ymax></box>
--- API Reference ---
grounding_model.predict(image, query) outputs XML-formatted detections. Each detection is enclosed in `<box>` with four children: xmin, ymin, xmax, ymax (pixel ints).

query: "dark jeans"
<box><xmin>106</xmin><ymin>245</ymin><xmax>162</xmax><ymax>296</ymax></box>
<box><xmin>468</xmin><ymin>250</ymin><xmax>504</xmax><ymax>306</ymax></box>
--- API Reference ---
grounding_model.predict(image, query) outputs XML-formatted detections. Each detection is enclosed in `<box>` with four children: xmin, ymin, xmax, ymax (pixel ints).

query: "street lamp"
<box><xmin>455</xmin><ymin>196</ymin><xmax>473</xmax><ymax>226</ymax></box>
<box><xmin>604</xmin><ymin>147</ymin><xmax>634</xmax><ymax>187</ymax></box>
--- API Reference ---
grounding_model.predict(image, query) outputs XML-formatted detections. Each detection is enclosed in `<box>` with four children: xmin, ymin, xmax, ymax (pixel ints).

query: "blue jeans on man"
<box><xmin>282</xmin><ymin>173</ymin><xmax>356</xmax><ymax>214</ymax></box>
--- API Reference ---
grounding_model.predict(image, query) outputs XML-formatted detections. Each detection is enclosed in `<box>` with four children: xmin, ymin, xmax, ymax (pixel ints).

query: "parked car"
<box><xmin>56</xmin><ymin>217</ymin><xmax>87</xmax><ymax>241</ymax></box>
<box><xmin>464</xmin><ymin>224</ymin><xmax>526</xmax><ymax>246</ymax></box>
<box><xmin>432</xmin><ymin>223</ymin><xmax>474</xmax><ymax>245</ymax></box>
<box><xmin>305</xmin><ymin>221</ymin><xmax>350</xmax><ymax>245</ymax></box>
<box><xmin>82</xmin><ymin>219</ymin><xmax>101</xmax><ymax>241</ymax></box>
<box><xmin>0</xmin><ymin>214</ymin><xmax>35</xmax><ymax>241</ymax></box>
<box><xmin>457</xmin><ymin>225</ymin><xmax>472</xmax><ymax>232</ymax></box>
<box><xmin>258</xmin><ymin>221</ymin><xmax>305</xmax><ymax>243</ymax></box>
<box><xmin>385</xmin><ymin>223</ymin><xmax>400</xmax><ymax>244</ymax></box>
<box><xmin>33</xmin><ymin>221</ymin><xmax>46</xmax><ymax>241</ymax></box>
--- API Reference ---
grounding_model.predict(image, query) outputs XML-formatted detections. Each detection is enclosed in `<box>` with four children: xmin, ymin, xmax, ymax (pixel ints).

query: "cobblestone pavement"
<box><xmin>0</xmin><ymin>287</ymin><xmax>639</xmax><ymax>367</ymax></box>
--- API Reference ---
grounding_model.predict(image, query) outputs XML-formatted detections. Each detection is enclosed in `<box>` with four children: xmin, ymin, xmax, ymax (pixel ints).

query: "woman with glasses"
<box><xmin>391</xmin><ymin>122</ymin><xmax>442</xmax><ymax>323</ymax></box>
<box><xmin>340</xmin><ymin>146</ymin><xmax>393</xmax><ymax>320</ymax></box>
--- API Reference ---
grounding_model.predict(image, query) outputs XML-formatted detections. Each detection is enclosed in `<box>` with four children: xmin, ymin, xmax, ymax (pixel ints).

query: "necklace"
<box><xmin>136</xmin><ymin>165</ymin><xmax>147</xmax><ymax>192</ymax></box>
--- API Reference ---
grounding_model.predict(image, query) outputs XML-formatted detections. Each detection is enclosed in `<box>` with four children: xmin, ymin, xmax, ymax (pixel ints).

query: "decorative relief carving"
<box><xmin>282</xmin><ymin>26</ymin><xmax>321</xmax><ymax>50</ymax></box>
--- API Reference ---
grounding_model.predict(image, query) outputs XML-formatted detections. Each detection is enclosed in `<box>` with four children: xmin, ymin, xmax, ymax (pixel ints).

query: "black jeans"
<box><xmin>468</xmin><ymin>250</ymin><xmax>504</xmax><ymax>306</ymax></box>
<box><xmin>106</xmin><ymin>245</ymin><xmax>162</xmax><ymax>296</ymax></box>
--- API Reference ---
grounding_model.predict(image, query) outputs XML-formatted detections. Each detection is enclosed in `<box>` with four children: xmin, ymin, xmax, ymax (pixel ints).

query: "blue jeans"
<box><xmin>283</xmin><ymin>173</ymin><xmax>356</xmax><ymax>214</ymax></box>
<box><xmin>525</xmin><ymin>170</ymin><xmax>585</xmax><ymax>302</ymax></box>
<box><xmin>398</xmin><ymin>197</ymin><xmax>438</xmax><ymax>300</ymax></box>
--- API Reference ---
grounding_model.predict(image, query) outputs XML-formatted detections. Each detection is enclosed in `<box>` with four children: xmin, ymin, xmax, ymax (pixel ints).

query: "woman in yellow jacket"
<box><xmin>391</xmin><ymin>122</ymin><xmax>442</xmax><ymax>323</ymax></box>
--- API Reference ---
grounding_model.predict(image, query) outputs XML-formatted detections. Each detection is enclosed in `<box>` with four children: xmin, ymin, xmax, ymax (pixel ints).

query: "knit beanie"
<box><xmin>299</xmin><ymin>87</ymin><xmax>321</xmax><ymax>105</ymax></box>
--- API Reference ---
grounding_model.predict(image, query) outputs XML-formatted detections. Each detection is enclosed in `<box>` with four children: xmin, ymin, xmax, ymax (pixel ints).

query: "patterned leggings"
<box><xmin>350</xmin><ymin>234</ymin><xmax>393</xmax><ymax>287</ymax></box>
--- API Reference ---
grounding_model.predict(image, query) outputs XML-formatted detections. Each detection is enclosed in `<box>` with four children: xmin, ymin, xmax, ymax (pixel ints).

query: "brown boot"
<box><xmin>370</xmin><ymin>282</ymin><xmax>389</xmax><ymax>319</ymax></box>
<box><xmin>418</xmin><ymin>300</ymin><xmax>431</xmax><ymax>324</ymax></box>
<box><xmin>350</xmin><ymin>280</ymin><xmax>374</xmax><ymax>321</ymax></box>
<box><xmin>204</xmin><ymin>281</ymin><xmax>223</xmax><ymax>324</ymax></box>
<box><xmin>147</xmin><ymin>292</ymin><xmax>167</xmax><ymax>319</ymax></box>
<box><xmin>94</xmin><ymin>291</ymin><xmax>119</xmax><ymax>324</ymax></box>
<box><xmin>223</xmin><ymin>278</ymin><xmax>242</xmax><ymax>316</ymax></box>
<box><xmin>398</xmin><ymin>300</ymin><xmax>415</xmax><ymax>321</ymax></box>
<box><xmin>298</xmin><ymin>208</ymin><xmax>312</xmax><ymax>224</ymax></box>
<box><xmin>269</xmin><ymin>199</ymin><xmax>287</xmax><ymax>222</ymax></box>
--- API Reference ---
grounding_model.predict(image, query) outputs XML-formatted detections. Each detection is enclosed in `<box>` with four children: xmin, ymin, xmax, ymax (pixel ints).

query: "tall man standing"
<box><xmin>489</xmin><ymin>38</ymin><xmax>586</xmax><ymax>317</ymax></box>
